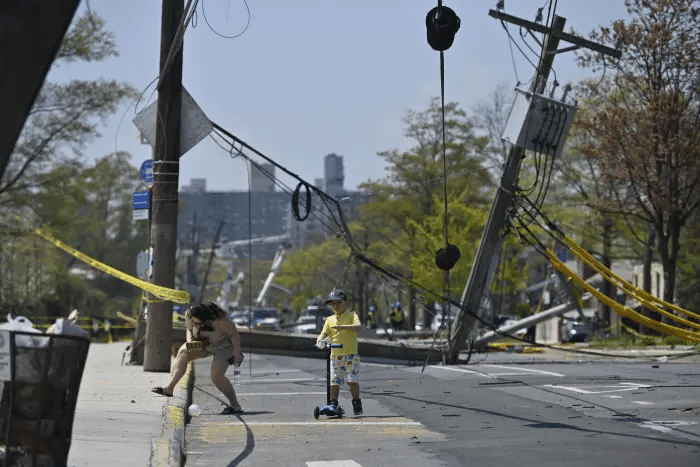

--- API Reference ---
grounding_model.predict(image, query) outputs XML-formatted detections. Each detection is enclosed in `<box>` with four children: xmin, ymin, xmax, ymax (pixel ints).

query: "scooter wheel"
<box><xmin>313</xmin><ymin>406</ymin><xmax>320</xmax><ymax>419</ymax></box>
<box><xmin>337</xmin><ymin>408</ymin><xmax>343</xmax><ymax>419</ymax></box>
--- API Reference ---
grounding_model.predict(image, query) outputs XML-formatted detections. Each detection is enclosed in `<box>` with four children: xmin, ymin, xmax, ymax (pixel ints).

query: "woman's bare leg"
<box><xmin>161</xmin><ymin>344</ymin><xmax>207</xmax><ymax>394</ymax></box>
<box><xmin>211</xmin><ymin>358</ymin><xmax>241</xmax><ymax>410</ymax></box>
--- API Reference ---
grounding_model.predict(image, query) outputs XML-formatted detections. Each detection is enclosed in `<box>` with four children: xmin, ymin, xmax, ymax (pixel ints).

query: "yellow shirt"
<box><xmin>322</xmin><ymin>310</ymin><xmax>360</xmax><ymax>356</ymax></box>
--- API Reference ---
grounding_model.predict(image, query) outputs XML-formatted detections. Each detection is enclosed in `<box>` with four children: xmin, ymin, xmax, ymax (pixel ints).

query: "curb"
<box><xmin>150</xmin><ymin>362</ymin><xmax>193</xmax><ymax>467</ymax></box>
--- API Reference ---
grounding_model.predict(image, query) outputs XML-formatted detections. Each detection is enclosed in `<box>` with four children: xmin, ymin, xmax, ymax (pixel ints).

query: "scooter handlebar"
<box><xmin>314</xmin><ymin>341</ymin><xmax>343</xmax><ymax>350</ymax></box>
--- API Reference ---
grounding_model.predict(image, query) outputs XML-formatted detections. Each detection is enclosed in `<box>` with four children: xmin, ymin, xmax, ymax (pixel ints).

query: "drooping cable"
<box><xmin>425</xmin><ymin>2</ymin><xmax>461</xmax><ymax>273</ymax></box>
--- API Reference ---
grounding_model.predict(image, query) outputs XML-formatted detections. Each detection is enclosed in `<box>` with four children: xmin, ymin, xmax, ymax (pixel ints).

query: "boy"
<box><xmin>316</xmin><ymin>288</ymin><xmax>363</xmax><ymax>415</ymax></box>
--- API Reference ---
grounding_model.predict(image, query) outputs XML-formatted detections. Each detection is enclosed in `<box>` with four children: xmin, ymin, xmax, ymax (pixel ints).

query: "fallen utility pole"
<box><xmin>444</xmin><ymin>10</ymin><xmax>620</xmax><ymax>364</ymax></box>
<box><xmin>144</xmin><ymin>0</ymin><xmax>184</xmax><ymax>372</ymax></box>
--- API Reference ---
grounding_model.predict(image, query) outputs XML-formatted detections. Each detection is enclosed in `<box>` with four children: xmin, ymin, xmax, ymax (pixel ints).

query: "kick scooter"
<box><xmin>313</xmin><ymin>341</ymin><xmax>344</xmax><ymax>419</ymax></box>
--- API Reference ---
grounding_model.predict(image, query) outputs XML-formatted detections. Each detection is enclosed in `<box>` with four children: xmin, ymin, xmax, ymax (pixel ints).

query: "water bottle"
<box><xmin>233</xmin><ymin>364</ymin><xmax>241</xmax><ymax>386</ymax></box>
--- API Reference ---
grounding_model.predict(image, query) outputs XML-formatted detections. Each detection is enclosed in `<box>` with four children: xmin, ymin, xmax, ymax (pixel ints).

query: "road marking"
<box><xmin>236</xmin><ymin>391</ymin><xmax>326</xmax><ymax>396</ymax></box>
<box><xmin>236</xmin><ymin>377</ymin><xmax>317</xmax><ymax>383</ymax></box>
<box><xmin>638</xmin><ymin>420</ymin><xmax>698</xmax><ymax>433</ymax></box>
<box><xmin>481</xmin><ymin>364</ymin><xmax>565</xmax><ymax>377</ymax></box>
<box><xmin>430</xmin><ymin>366</ymin><xmax>493</xmax><ymax>377</ymax></box>
<box><xmin>221</xmin><ymin>420</ymin><xmax>423</xmax><ymax>426</ymax></box>
<box><xmin>543</xmin><ymin>382</ymin><xmax>651</xmax><ymax>394</ymax></box>
<box><xmin>307</xmin><ymin>461</ymin><xmax>361</xmax><ymax>467</ymax></box>
<box><xmin>632</xmin><ymin>401</ymin><xmax>653</xmax><ymax>405</ymax></box>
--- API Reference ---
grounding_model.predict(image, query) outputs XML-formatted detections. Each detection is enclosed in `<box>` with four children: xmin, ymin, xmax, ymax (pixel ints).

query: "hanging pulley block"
<box><xmin>435</xmin><ymin>243</ymin><xmax>461</xmax><ymax>271</ymax></box>
<box><xmin>426</xmin><ymin>5</ymin><xmax>461</xmax><ymax>51</ymax></box>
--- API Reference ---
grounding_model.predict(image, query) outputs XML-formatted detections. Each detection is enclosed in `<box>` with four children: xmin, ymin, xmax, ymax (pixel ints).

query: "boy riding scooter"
<box><xmin>315</xmin><ymin>288</ymin><xmax>363</xmax><ymax>416</ymax></box>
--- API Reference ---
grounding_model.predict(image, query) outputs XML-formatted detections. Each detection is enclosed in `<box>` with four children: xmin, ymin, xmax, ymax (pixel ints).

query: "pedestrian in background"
<box><xmin>367</xmin><ymin>305</ymin><xmax>377</xmax><ymax>329</ymax></box>
<box><xmin>316</xmin><ymin>289</ymin><xmax>363</xmax><ymax>416</ymax></box>
<box><xmin>390</xmin><ymin>301</ymin><xmax>405</xmax><ymax>332</ymax></box>
<box><xmin>151</xmin><ymin>302</ymin><xmax>244</xmax><ymax>414</ymax></box>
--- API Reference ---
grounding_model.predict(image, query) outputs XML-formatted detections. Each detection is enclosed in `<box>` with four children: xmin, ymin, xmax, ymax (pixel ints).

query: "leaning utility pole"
<box><xmin>144</xmin><ymin>0</ymin><xmax>184</xmax><ymax>372</ymax></box>
<box><xmin>445</xmin><ymin>10</ymin><xmax>620</xmax><ymax>363</ymax></box>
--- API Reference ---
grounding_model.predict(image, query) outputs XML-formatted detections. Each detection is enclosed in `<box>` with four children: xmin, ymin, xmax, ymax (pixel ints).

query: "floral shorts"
<box><xmin>330</xmin><ymin>354</ymin><xmax>360</xmax><ymax>385</ymax></box>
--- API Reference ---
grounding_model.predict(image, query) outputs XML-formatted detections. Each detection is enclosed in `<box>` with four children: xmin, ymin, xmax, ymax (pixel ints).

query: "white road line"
<box><xmin>543</xmin><ymin>382</ymin><xmax>651</xmax><ymax>394</ymax></box>
<box><xmin>481</xmin><ymin>364</ymin><xmax>565</xmax><ymax>377</ymax></box>
<box><xmin>632</xmin><ymin>401</ymin><xmax>653</xmax><ymax>405</ymax></box>
<box><xmin>638</xmin><ymin>420</ymin><xmax>698</xmax><ymax>433</ymax></box>
<box><xmin>307</xmin><ymin>461</ymin><xmax>361</xmax><ymax>467</ymax></box>
<box><xmin>429</xmin><ymin>366</ymin><xmax>493</xmax><ymax>377</ymax></box>
<box><xmin>222</xmin><ymin>421</ymin><xmax>423</xmax><ymax>426</ymax></box>
<box><xmin>236</xmin><ymin>392</ymin><xmax>326</xmax><ymax>396</ymax></box>
<box><xmin>236</xmin><ymin>378</ymin><xmax>317</xmax><ymax>383</ymax></box>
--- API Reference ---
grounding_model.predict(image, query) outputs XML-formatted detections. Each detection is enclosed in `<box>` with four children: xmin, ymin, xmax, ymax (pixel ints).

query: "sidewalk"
<box><xmin>67</xmin><ymin>341</ymin><xmax>189</xmax><ymax>467</ymax></box>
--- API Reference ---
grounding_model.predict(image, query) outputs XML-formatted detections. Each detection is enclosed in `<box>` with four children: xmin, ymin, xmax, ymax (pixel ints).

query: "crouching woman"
<box><xmin>151</xmin><ymin>302</ymin><xmax>244</xmax><ymax>414</ymax></box>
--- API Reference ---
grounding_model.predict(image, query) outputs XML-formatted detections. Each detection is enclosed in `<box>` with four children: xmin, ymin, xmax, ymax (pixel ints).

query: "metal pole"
<box><xmin>144</xmin><ymin>0</ymin><xmax>184</xmax><ymax>372</ymax></box>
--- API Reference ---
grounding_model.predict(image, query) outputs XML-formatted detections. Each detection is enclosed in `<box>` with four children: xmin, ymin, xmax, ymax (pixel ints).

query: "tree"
<box><xmin>0</xmin><ymin>11</ymin><xmax>136</xmax><ymax>204</ymax></box>
<box><xmin>472</xmin><ymin>81</ymin><xmax>514</xmax><ymax>172</ymax></box>
<box><xmin>10</xmin><ymin>153</ymin><xmax>148</xmax><ymax>317</ymax></box>
<box><xmin>0</xmin><ymin>11</ymin><xmax>139</xmax><ymax>318</ymax></box>
<box><xmin>574</xmin><ymin>0</ymin><xmax>700</xmax><ymax>312</ymax></box>
<box><xmin>357</xmin><ymin>98</ymin><xmax>493</xmax><ymax>327</ymax></box>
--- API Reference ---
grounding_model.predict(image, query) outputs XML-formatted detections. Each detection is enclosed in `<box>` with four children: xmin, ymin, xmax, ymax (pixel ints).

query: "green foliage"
<box><xmin>640</xmin><ymin>335</ymin><xmax>658</xmax><ymax>346</ymax></box>
<box><xmin>676</xmin><ymin>220</ymin><xmax>700</xmax><ymax>314</ymax></box>
<box><xmin>660</xmin><ymin>334</ymin><xmax>692</xmax><ymax>349</ymax></box>
<box><xmin>571</xmin><ymin>0</ymin><xmax>700</xmax><ymax>306</ymax></box>
<box><xmin>409</xmin><ymin>193</ymin><xmax>487</xmax><ymax>296</ymax></box>
<box><xmin>0</xmin><ymin>12</ymin><xmax>141</xmax><ymax>319</ymax></box>
<box><xmin>1</xmin><ymin>11</ymin><xmax>136</xmax><ymax>201</ymax></box>
<box><xmin>280</xmin><ymin>98</ymin><xmax>495</xmax><ymax>315</ymax></box>
<box><xmin>277</xmin><ymin>238</ymin><xmax>351</xmax><ymax>312</ymax></box>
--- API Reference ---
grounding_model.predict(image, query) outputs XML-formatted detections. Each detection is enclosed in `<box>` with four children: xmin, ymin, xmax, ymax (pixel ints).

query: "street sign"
<box><xmin>133</xmin><ymin>191</ymin><xmax>150</xmax><ymax>210</ymax></box>
<box><xmin>133</xmin><ymin>209</ymin><xmax>148</xmax><ymax>221</ymax></box>
<box><xmin>0</xmin><ymin>330</ymin><xmax>10</xmax><ymax>381</ymax></box>
<box><xmin>132</xmin><ymin>86</ymin><xmax>213</xmax><ymax>158</ymax></box>
<box><xmin>136</xmin><ymin>250</ymin><xmax>150</xmax><ymax>278</ymax></box>
<box><xmin>140</xmin><ymin>159</ymin><xmax>154</xmax><ymax>185</ymax></box>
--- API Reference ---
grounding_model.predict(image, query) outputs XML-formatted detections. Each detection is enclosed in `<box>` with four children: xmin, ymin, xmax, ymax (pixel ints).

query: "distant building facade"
<box><xmin>177</xmin><ymin>154</ymin><xmax>364</xmax><ymax>257</ymax></box>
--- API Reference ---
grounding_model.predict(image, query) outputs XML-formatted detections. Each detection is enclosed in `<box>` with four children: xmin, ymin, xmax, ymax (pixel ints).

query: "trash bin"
<box><xmin>0</xmin><ymin>330</ymin><xmax>90</xmax><ymax>467</ymax></box>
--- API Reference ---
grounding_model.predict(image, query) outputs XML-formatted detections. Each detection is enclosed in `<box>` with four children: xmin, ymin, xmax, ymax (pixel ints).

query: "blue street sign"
<box><xmin>133</xmin><ymin>191</ymin><xmax>150</xmax><ymax>210</ymax></box>
<box><xmin>140</xmin><ymin>159</ymin><xmax>154</xmax><ymax>184</ymax></box>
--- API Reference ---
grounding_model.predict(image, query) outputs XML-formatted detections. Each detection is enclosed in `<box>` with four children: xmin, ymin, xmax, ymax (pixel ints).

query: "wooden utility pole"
<box><xmin>144</xmin><ymin>0</ymin><xmax>184</xmax><ymax>372</ymax></box>
<box><xmin>445</xmin><ymin>10</ymin><xmax>620</xmax><ymax>363</ymax></box>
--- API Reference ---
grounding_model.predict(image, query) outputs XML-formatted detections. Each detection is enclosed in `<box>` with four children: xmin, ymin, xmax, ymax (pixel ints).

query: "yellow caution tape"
<box><xmin>563</xmin><ymin>236</ymin><xmax>700</xmax><ymax>323</ymax></box>
<box><xmin>546</xmin><ymin>249</ymin><xmax>700</xmax><ymax>343</ymax></box>
<box><xmin>33</xmin><ymin>227</ymin><xmax>190</xmax><ymax>304</ymax></box>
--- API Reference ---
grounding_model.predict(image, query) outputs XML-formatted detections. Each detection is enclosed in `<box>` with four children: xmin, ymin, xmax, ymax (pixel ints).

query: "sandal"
<box><xmin>151</xmin><ymin>386</ymin><xmax>173</xmax><ymax>397</ymax></box>
<box><xmin>221</xmin><ymin>406</ymin><xmax>244</xmax><ymax>415</ymax></box>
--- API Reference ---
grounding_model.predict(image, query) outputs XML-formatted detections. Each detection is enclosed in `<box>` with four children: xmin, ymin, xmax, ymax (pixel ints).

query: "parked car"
<box><xmin>562</xmin><ymin>319</ymin><xmax>588</xmax><ymax>343</ymax></box>
<box><xmin>229</xmin><ymin>308</ymin><xmax>281</xmax><ymax>331</ymax></box>
<box><xmin>292</xmin><ymin>315</ymin><xmax>319</xmax><ymax>334</ymax></box>
<box><xmin>293</xmin><ymin>305</ymin><xmax>332</xmax><ymax>334</ymax></box>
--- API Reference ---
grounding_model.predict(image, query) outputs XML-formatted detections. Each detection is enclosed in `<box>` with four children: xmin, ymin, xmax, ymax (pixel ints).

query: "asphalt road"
<box><xmin>184</xmin><ymin>348</ymin><xmax>700</xmax><ymax>466</ymax></box>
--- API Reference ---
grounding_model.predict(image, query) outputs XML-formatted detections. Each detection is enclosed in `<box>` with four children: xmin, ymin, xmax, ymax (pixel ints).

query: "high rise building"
<box><xmin>249</xmin><ymin>163</ymin><xmax>275</xmax><ymax>192</ymax></box>
<box><xmin>324</xmin><ymin>153</ymin><xmax>344</xmax><ymax>200</ymax></box>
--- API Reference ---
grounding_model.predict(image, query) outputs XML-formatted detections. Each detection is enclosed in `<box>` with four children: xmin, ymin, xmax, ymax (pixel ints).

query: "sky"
<box><xmin>48</xmin><ymin>0</ymin><xmax>629</xmax><ymax>193</ymax></box>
